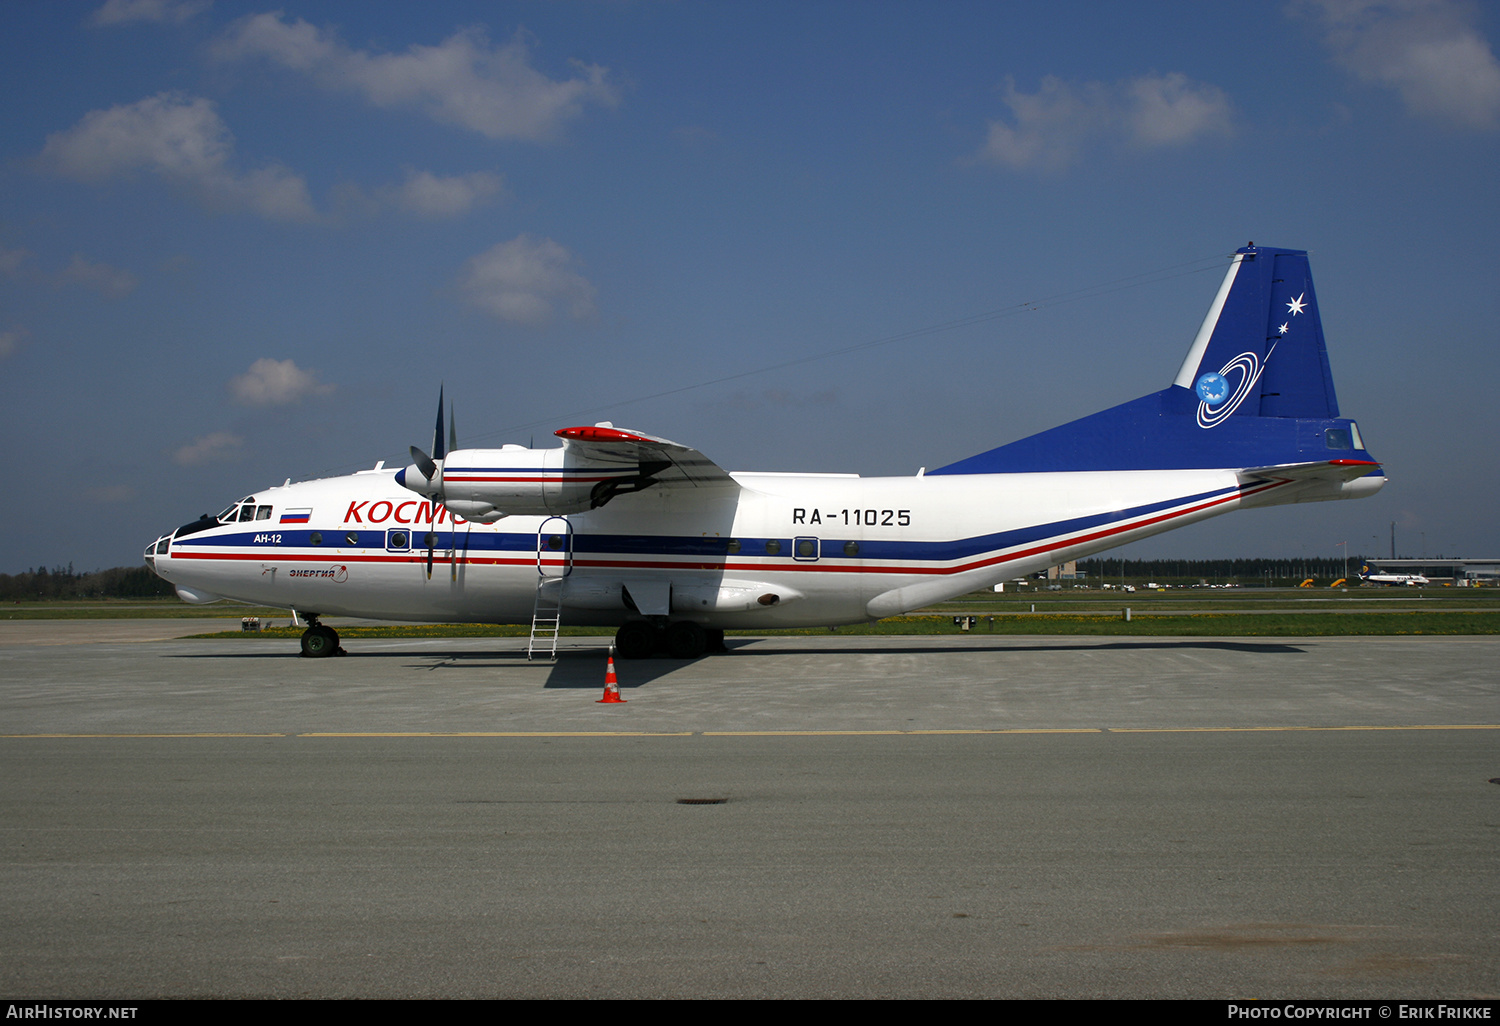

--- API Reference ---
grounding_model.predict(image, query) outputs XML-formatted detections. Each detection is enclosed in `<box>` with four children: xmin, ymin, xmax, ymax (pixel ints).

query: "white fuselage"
<box><xmin>148</xmin><ymin>462</ymin><xmax>1355</xmax><ymax>627</ymax></box>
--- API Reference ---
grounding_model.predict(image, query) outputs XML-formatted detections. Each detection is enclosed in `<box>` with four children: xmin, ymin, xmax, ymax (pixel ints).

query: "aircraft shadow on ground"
<box><xmin>417</xmin><ymin>646</ymin><xmax>698</xmax><ymax>689</ymax></box>
<box><xmin>165</xmin><ymin>637</ymin><xmax>1306</xmax><ymax>688</ymax></box>
<box><xmin>396</xmin><ymin>636</ymin><xmax>1313</xmax><ymax>688</ymax></box>
<box><xmin>719</xmin><ymin>638</ymin><xmax>1309</xmax><ymax>656</ymax></box>
<box><xmin>166</xmin><ymin>642</ymin><xmax>700</xmax><ymax>688</ymax></box>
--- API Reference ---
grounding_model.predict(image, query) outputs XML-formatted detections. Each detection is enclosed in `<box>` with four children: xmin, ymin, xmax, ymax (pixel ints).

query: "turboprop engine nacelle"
<box><xmin>396</xmin><ymin>444</ymin><xmax>656</xmax><ymax>518</ymax></box>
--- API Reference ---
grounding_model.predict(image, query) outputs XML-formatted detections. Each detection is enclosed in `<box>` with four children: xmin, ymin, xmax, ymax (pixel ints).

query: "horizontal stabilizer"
<box><xmin>1238</xmin><ymin>459</ymin><xmax>1379</xmax><ymax>483</ymax></box>
<box><xmin>1235</xmin><ymin>459</ymin><xmax>1386</xmax><ymax>506</ymax></box>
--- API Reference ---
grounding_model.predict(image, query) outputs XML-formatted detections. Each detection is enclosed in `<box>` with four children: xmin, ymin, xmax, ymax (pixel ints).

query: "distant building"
<box><xmin>1047</xmin><ymin>560</ymin><xmax>1079</xmax><ymax>580</ymax></box>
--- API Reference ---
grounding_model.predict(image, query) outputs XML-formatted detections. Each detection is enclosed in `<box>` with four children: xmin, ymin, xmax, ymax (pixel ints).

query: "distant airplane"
<box><xmin>1359</xmin><ymin>564</ymin><xmax>1429</xmax><ymax>587</ymax></box>
<box><xmin>147</xmin><ymin>244</ymin><xmax>1385</xmax><ymax>660</ymax></box>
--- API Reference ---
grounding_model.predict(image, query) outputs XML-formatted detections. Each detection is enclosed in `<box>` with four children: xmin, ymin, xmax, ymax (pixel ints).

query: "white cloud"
<box><xmin>41</xmin><ymin>92</ymin><xmax>316</xmax><ymax>221</ymax></box>
<box><xmin>90</xmin><ymin>0</ymin><xmax>209</xmax><ymax>27</ymax></box>
<box><xmin>1125</xmin><ymin>73</ymin><xmax>1234</xmax><ymax>145</ymax></box>
<box><xmin>979</xmin><ymin>76</ymin><xmax>1110</xmax><ymax>170</ymax></box>
<box><xmin>393</xmin><ymin>169</ymin><xmax>505</xmax><ymax>217</ymax></box>
<box><xmin>43</xmin><ymin>93</ymin><xmax>228</xmax><ymax>179</ymax></box>
<box><xmin>59</xmin><ymin>255</ymin><xmax>138</xmax><ymax>298</ymax></box>
<box><xmin>173</xmin><ymin>431</ymin><xmax>243</xmax><ymax>466</ymax></box>
<box><xmin>978</xmin><ymin>73</ymin><xmax>1233</xmax><ymax>170</ymax></box>
<box><xmin>228</xmin><ymin>358</ymin><xmax>331</xmax><ymax>406</ymax></box>
<box><xmin>461</xmin><ymin>235</ymin><xmax>597</xmax><ymax>325</ymax></box>
<box><xmin>214</xmin><ymin>15</ymin><xmax>618</xmax><ymax>141</ymax></box>
<box><xmin>0</xmin><ymin>328</ymin><xmax>25</xmax><ymax>361</ymax></box>
<box><xmin>1302</xmin><ymin>0</ymin><xmax>1500</xmax><ymax>130</ymax></box>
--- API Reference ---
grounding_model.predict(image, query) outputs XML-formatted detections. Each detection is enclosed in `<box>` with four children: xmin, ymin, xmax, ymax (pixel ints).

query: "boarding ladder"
<box><xmin>527</xmin><ymin>517</ymin><xmax>572</xmax><ymax>661</ymax></box>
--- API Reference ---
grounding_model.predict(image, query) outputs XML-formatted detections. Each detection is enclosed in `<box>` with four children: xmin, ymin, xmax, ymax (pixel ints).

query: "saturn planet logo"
<box><xmin>1196</xmin><ymin>350</ymin><xmax>1269</xmax><ymax>429</ymax></box>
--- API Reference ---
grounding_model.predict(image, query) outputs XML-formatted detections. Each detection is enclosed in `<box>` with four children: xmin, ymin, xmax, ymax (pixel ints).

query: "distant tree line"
<box><xmin>0</xmin><ymin>564</ymin><xmax>176</xmax><ymax>601</ymax></box>
<box><xmin>1078</xmin><ymin>557</ymin><xmax>1364</xmax><ymax>583</ymax></box>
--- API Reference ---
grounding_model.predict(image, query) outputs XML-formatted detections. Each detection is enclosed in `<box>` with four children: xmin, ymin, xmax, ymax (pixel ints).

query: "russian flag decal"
<box><xmin>279</xmin><ymin>508</ymin><xmax>312</xmax><ymax>524</ymax></box>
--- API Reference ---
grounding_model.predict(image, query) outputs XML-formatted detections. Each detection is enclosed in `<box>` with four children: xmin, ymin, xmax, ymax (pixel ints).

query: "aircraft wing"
<box><xmin>554</xmin><ymin>425</ymin><xmax>738</xmax><ymax>491</ymax></box>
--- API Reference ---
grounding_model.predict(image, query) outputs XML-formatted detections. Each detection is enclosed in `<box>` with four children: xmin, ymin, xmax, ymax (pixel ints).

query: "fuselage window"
<box><xmin>765</xmin><ymin>539</ymin><xmax>782</xmax><ymax>555</ymax></box>
<box><xmin>345</xmin><ymin>532</ymin><xmax>359</xmax><ymax>546</ymax></box>
<box><xmin>726</xmin><ymin>539</ymin><xmax>741</xmax><ymax>554</ymax></box>
<box><xmin>310</xmin><ymin>532</ymin><xmax>323</xmax><ymax>546</ymax></box>
<box><xmin>843</xmin><ymin>541</ymin><xmax>859</xmax><ymax>557</ymax></box>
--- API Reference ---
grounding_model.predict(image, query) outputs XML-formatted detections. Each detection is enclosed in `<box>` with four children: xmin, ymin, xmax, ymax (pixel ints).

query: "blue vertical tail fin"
<box><xmin>1174</xmin><ymin>245</ymin><xmax>1339</xmax><ymax>422</ymax></box>
<box><xmin>931</xmin><ymin>244</ymin><xmax>1379</xmax><ymax>475</ymax></box>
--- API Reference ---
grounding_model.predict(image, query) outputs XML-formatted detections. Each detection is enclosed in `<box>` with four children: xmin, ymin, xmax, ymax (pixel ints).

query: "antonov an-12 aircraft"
<box><xmin>146</xmin><ymin>244</ymin><xmax>1385</xmax><ymax>660</ymax></box>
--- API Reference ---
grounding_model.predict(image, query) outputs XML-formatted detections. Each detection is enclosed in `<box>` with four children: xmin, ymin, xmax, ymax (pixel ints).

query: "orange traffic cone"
<box><xmin>597</xmin><ymin>647</ymin><xmax>626</xmax><ymax>703</ymax></box>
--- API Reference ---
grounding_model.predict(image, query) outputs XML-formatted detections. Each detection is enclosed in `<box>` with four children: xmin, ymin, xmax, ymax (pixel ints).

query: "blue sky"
<box><xmin>2</xmin><ymin>0</ymin><xmax>1497</xmax><ymax>573</ymax></box>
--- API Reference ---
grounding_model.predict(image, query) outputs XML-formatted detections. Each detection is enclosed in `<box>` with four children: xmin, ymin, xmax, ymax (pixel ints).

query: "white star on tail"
<box><xmin>1287</xmin><ymin>293</ymin><xmax>1306</xmax><ymax>316</ymax></box>
<box><xmin>1278</xmin><ymin>322</ymin><xmax>1289</xmax><ymax>335</ymax></box>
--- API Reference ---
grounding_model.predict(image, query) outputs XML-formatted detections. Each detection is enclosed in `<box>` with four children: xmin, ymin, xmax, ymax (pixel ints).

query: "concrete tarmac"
<box><xmin>1</xmin><ymin>627</ymin><xmax>1496</xmax><ymax>998</ymax></box>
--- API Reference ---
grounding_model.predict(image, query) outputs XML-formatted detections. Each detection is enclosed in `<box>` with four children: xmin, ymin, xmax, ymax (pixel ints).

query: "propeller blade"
<box><xmin>442</xmin><ymin>399</ymin><xmax>456</xmax><ymax>579</ymax></box>
<box><xmin>409</xmin><ymin>446</ymin><xmax>437</xmax><ymax>482</ymax></box>
<box><xmin>426</xmin><ymin>472</ymin><xmax>438</xmax><ymax>580</ymax></box>
<box><xmin>414</xmin><ymin>389</ymin><xmax>449</xmax><ymax>581</ymax></box>
<box><xmin>432</xmin><ymin>386</ymin><xmax>447</xmax><ymax>461</ymax></box>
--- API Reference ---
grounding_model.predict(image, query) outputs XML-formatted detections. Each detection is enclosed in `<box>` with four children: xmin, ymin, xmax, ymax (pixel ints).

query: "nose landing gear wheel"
<box><xmin>300</xmin><ymin>624</ymin><xmax>341</xmax><ymax>658</ymax></box>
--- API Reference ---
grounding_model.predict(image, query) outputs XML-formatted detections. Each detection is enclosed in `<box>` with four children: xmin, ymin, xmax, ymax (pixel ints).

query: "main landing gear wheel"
<box><xmin>665</xmin><ymin>621</ymin><xmax>707</xmax><ymax>660</ymax></box>
<box><xmin>614</xmin><ymin>621</ymin><xmax>659</xmax><ymax>660</ymax></box>
<box><xmin>614</xmin><ymin>621</ymin><xmax>712</xmax><ymax>659</ymax></box>
<box><xmin>300</xmin><ymin>624</ymin><xmax>341</xmax><ymax>658</ymax></box>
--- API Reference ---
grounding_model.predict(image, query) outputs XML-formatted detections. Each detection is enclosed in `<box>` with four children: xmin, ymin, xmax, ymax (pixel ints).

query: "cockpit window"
<box><xmin>218</xmin><ymin>496</ymin><xmax>258</xmax><ymax>524</ymax></box>
<box><xmin>256</xmin><ymin>505</ymin><xmax>272</xmax><ymax>520</ymax></box>
<box><xmin>1325</xmin><ymin>428</ymin><xmax>1352</xmax><ymax>450</ymax></box>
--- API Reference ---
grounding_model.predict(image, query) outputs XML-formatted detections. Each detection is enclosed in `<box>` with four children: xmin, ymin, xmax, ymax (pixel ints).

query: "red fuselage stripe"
<box><xmin>170</xmin><ymin>480</ymin><xmax>1283</xmax><ymax>578</ymax></box>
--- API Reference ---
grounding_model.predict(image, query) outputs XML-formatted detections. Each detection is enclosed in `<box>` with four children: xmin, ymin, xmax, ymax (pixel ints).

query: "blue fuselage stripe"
<box><xmin>174</xmin><ymin>483</ymin><xmax>1239</xmax><ymax>565</ymax></box>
